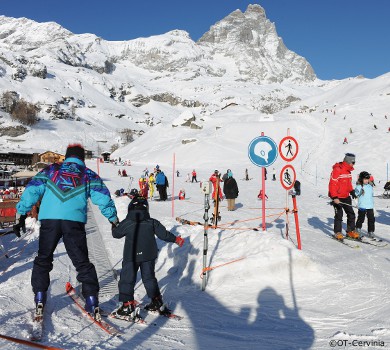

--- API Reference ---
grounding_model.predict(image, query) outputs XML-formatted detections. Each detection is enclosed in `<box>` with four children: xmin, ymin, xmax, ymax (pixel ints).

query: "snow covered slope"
<box><xmin>1</xmin><ymin>3</ymin><xmax>390</xmax><ymax>350</ymax></box>
<box><xmin>1</xmin><ymin>70</ymin><xmax>390</xmax><ymax>349</ymax></box>
<box><xmin>0</xmin><ymin>4</ymin><xmax>319</xmax><ymax>155</ymax></box>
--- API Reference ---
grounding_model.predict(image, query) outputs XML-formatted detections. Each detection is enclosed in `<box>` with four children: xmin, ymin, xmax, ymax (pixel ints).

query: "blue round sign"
<box><xmin>248</xmin><ymin>136</ymin><xmax>278</xmax><ymax>167</ymax></box>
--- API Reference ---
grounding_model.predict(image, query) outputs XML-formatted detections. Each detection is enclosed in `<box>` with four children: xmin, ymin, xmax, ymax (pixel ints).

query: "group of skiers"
<box><xmin>328</xmin><ymin>152</ymin><xmax>376</xmax><ymax>241</ymax></box>
<box><xmin>135</xmin><ymin>165</ymin><xmax>169</xmax><ymax>201</ymax></box>
<box><xmin>10</xmin><ymin>144</ymin><xmax>379</xmax><ymax>326</ymax></box>
<box><xmin>13</xmin><ymin>144</ymin><xmax>184</xmax><ymax>322</ymax></box>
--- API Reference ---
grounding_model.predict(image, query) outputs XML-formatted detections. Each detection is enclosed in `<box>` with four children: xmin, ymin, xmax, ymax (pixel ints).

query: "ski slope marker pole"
<box><xmin>291</xmin><ymin>194</ymin><xmax>302</xmax><ymax>250</ymax></box>
<box><xmin>172</xmin><ymin>153</ymin><xmax>175</xmax><ymax>218</ymax></box>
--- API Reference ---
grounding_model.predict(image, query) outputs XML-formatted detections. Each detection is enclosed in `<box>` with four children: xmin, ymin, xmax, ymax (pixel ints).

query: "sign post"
<box><xmin>278</xmin><ymin>133</ymin><xmax>301</xmax><ymax>250</ymax></box>
<box><xmin>248</xmin><ymin>133</ymin><xmax>278</xmax><ymax>231</ymax></box>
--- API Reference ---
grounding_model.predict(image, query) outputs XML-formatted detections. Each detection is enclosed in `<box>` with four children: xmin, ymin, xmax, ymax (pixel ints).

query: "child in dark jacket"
<box><xmin>111</xmin><ymin>197</ymin><xmax>184</xmax><ymax>320</ymax></box>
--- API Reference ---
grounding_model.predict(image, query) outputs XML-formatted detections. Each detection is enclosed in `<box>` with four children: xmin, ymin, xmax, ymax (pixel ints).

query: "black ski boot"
<box><xmin>144</xmin><ymin>295</ymin><xmax>171</xmax><ymax>315</ymax></box>
<box><xmin>112</xmin><ymin>301</ymin><xmax>140</xmax><ymax>321</ymax></box>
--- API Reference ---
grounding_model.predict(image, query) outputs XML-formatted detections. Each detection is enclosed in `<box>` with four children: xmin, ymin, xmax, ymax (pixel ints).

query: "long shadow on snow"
<box><xmin>376</xmin><ymin>209</ymin><xmax>390</xmax><ymax>226</ymax></box>
<box><xmin>307</xmin><ymin>216</ymin><xmax>334</xmax><ymax>237</ymax></box>
<box><xmin>117</xmin><ymin>242</ymin><xmax>314</xmax><ymax>350</ymax></box>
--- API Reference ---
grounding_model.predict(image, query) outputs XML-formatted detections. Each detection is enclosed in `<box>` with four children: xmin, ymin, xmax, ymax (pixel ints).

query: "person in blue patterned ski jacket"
<box><xmin>15</xmin><ymin>144</ymin><xmax>118</xmax><ymax>319</ymax></box>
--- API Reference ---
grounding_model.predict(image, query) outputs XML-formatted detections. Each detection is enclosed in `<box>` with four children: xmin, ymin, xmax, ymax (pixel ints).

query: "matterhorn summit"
<box><xmin>198</xmin><ymin>4</ymin><xmax>316</xmax><ymax>83</ymax></box>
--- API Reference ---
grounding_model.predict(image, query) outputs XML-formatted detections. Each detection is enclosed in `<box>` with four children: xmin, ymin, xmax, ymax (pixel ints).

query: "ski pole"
<box><xmin>325</xmin><ymin>200</ymin><xmax>358</xmax><ymax>209</ymax></box>
<box><xmin>319</xmin><ymin>194</ymin><xmax>358</xmax><ymax>208</ymax></box>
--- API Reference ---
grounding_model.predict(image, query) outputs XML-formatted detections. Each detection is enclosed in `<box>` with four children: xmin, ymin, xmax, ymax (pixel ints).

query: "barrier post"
<box><xmin>172</xmin><ymin>153</ymin><xmax>175</xmax><ymax>218</ymax></box>
<box><xmin>202</xmin><ymin>189</ymin><xmax>210</xmax><ymax>291</ymax></box>
<box><xmin>262</xmin><ymin>166</ymin><xmax>266</xmax><ymax>231</ymax></box>
<box><xmin>291</xmin><ymin>194</ymin><xmax>302</xmax><ymax>250</ymax></box>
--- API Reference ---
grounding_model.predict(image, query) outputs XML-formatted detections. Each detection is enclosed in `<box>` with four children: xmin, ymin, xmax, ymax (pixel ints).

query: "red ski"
<box><xmin>140</xmin><ymin>305</ymin><xmax>183</xmax><ymax>321</ymax></box>
<box><xmin>65</xmin><ymin>282</ymin><xmax>121</xmax><ymax>336</ymax></box>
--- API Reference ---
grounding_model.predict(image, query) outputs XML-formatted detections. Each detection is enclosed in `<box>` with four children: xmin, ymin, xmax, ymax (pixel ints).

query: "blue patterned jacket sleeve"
<box><xmin>16</xmin><ymin>169</ymin><xmax>48</xmax><ymax>215</ymax></box>
<box><xmin>87</xmin><ymin>169</ymin><xmax>118</xmax><ymax>222</ymax></box>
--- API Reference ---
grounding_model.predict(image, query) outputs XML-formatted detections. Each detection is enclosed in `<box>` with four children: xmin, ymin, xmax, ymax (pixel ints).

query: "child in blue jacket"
<box><xmin>355</xmin><ymin>171</ymin><xmax>375</xmax><ymax>238</ymax></box>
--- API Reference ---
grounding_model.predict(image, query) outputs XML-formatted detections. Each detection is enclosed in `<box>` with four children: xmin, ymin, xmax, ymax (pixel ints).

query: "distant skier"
<box><xmin>176</xmin><ymin>170</ymin><xmax>180</xmax><ymax>177</ymax></box>
<box><xmin>328</xmin><ymin>153</ymin><xmax>358</xmax><ymax>241</ymax></box>
<box><xmin>272</xmin><ymin>168</ymin><xmax>276</xmax><ymax>181</ymax></box>
<box><xmin>223</xmin><ymin>170</ymin><xmax>239</xmax><ymax>211</ymax></box>
<box><xmin>354</xmin><ymin>171</ymin><xmax>375</xmax><ymax>238</ymax></box>
<box><xmin>191</xmin><ymin>169</ymin><xmax>198</xmax><ymax>183</ymax></box>
<box><xmin>209</xmin><ymin>170</ymin><xmax>223</xmax><ymax>204</ymax></box>
<box><xmin>343</xmin><ymin>137</ymin><xmax>348</xmax><ymax>144</ymax></box>
<box><xmin>185</xmin><ymin>173</ymin><xmax>191</xmax><ymax>182</ymax></box>
<box><xmin>155</xmin><ymin>169</ymin><xmax>168</xmax><ymax>201</ymax></box>
<box><xmin>257</xmin><ymin>189</ymin><xmax>268</xmax><ymax>200</ymax></box>
<box><xmin>138</xmin><ymin>175</ymin><xmax>149</xmax><ymax>198</ymax></box>
<box><xmin>245</xmin><ymin>168</ymin><xmax>249</xmax><ymax>181</ymax></box>
<box><xmin>148</xmin><ymin>173</ymin><xmax>155</xmax><ymax>200</ymax></box>
<box><xmin>178</xmin><ymin>189</ymin><xmax>185</xmax><ymax>200</ymax></box>
<box><xmin>110</xmin><ymin>197</ymin><xmax>184</xmax><ymax>320</ymax></box>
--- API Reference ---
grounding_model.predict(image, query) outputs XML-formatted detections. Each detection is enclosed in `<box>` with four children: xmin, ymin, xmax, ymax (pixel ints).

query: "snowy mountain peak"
<box><xmin>245</xmin><ymin>3</ymin><xmax>267</xmax><ymax>17</ymax></box>
<box><xmin>198</xmin><ymin>4</ymin><xmax>315</xmax><ymax>83</ymax></box>
<box><xmin>0</xmin><ymin>15</ymin><xmax>72</xmax><ymax>48</ymax></box>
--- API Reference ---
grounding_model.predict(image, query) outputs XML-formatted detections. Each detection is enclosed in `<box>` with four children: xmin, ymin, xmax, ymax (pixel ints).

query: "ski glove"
<box><xmin>350</xmin><ymin>190</ymin><xmax>357</xmax><ymax>199</ymax></box>
<box><xmin>13</xmin><ymin>213</ymin><xmax>27</xmax><ymax>237</ymax></box>
<box><xmin>175</xmin><ymin>235</ymin><xmax>184</xmax><ymax>247</ymax></box>
<box><xmin>110</xmin><ymin>217</ymin><xmax>120</xmax><ymax>229</ymax></box>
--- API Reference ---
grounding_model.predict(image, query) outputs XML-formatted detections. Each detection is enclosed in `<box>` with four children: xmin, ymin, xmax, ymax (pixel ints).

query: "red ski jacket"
<box><xmin>209</xmin><ymin>174</ymin><xmax>223</xmax><ymax>200</ymax></box>
<box><xmin>328</xmin><ymin>161</ymin><xmax>354</xmax><ymax>199</ymax></box>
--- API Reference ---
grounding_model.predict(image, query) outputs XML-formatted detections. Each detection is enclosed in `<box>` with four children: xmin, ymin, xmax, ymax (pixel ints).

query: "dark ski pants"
<box><xmin>118</xmin><ymin>260</ymin><xmax>160</xmax><ymax>302</ymax></box>
<box><xmin>157</xmin><ymin>185</ymin><xmax>167</xmax><ymax>200</ymax></box>
<box><xmin>31</xmin><ymin>219</ymin><xmax>99</xmax><ymax>298</ymax></box>
<box><xmin>356</xmin><ymin>208</ymin><xmax>375</xmax><ymax>232</ymax></box>
<box><xmin>333</xmin><ymin>197</ymin><xmax>356</xmax><ymax>233</ymax></box>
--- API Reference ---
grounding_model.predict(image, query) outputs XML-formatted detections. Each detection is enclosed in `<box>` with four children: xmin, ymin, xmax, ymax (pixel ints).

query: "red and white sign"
<box><xmin>278</xmin><ymin>136</ymin><xmax>299</xmax><ymax>162</ymax></box>
<box><xmin>280</xmin><ymin>164</ymin><xmax>296</xmax><ymax>190</ymax></box>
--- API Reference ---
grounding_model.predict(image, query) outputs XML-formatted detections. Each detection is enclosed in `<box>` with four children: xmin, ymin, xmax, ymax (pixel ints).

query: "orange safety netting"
<box><xmin>200</xmin><ymin>257</ymin><xmax>246</xmax><ymax>279</ymax></box>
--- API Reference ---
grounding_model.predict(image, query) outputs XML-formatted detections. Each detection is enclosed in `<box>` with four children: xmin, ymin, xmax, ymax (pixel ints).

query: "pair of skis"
<box><xmin>332</xmin><ymin>235</ymin><xmax>388</xmax><ymax>248</ymax></box>
<box><xmin>210</xmin><ymin>176</ymin><xmax>221</xmax><ymax>228</ymax></box>
<box><xmin>29</xmin><ymin>283</ymin><xmax>121</xmax><ymax>343</ymax></box>
<box><xmin>28</xmin><ymin>282</ymin><xmax>183</xmax><ymax>343</ymax></box>
<box><xmin>109</xmin><ymin>303</ymin><xmax>183</xmax><ymax>324</ymax></box>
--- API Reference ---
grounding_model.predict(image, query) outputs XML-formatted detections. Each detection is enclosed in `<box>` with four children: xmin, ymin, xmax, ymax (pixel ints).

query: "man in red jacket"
<box><xmin>328</xmin><ymin>153</ymin><xmax>358</xmax><ymax>240</ymax></box>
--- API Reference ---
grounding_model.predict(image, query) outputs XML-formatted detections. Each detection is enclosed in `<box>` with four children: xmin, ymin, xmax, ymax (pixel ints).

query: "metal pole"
<box><xmin>202</xmin><ymin>193</ymin><xmax>210</xmax><ymax>291</ymax></box>
<box><xmin>262</xmin><ymin>166</ymin><xmax>266</xmax><ymax>231</ymax></box>
<box><xmin>172</xmin><ymin>153</ymin><xmax>175</xmax><ymax>218</ymax></box>
<box><xmin>292</xmin><ymin>195</ymin><xmax>302</xmax><ymax>250</ymax></box>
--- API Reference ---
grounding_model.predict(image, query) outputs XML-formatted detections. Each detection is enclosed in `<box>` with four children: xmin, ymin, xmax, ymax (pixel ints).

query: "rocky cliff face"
<box><xmin>198</xmin><ymin>4</ymin><xmax>315</xmax><ymax>83</ymax></box>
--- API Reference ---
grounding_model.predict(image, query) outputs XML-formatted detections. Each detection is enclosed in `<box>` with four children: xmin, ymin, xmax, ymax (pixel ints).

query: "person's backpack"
<box><xmin>384</xmin><ymin>181</ymin><xmax>390</xmax><ymax>191</ymax></box>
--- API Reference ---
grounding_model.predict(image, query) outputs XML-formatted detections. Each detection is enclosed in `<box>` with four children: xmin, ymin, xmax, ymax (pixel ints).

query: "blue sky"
<box><xmin>1</xmin><ymin>0</ymin><xmax>389</xmax><ymax>80</ymax></box>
